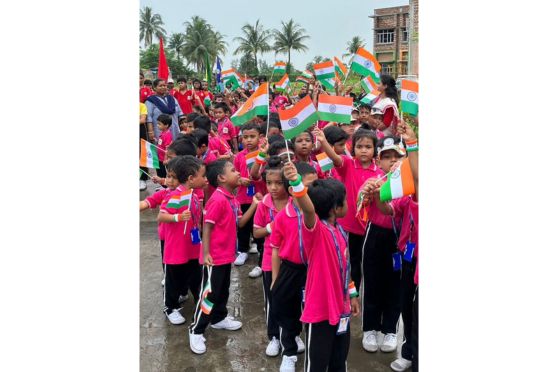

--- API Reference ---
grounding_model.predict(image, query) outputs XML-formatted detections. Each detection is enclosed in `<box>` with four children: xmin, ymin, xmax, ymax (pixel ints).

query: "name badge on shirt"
<box><xmin>337</xmin><ymin>314</ymin><xmax>350</xmax><ymax>335</ymax></box>
<box><xmin>190</xmin><ymin>227</ymin><xmax>201</xmax><ymax>244</ymax></box>
<box><xmin>223</xmin><ymin>127</ymin><xmax>229</xmax><ymax>134</ymax></box>
<box><xmin>393</xmin><ymin>252</ymin><xmax>402</xmax><ymax>271</ymax></box>
<box><xmin>246</xmin><ymin>184</ymin><xmax>256</xmax><ymax>196</ymax></box>
<box><xmin>404</xmin><ymin>242</ymin><xmax>416</xmax><ymax>263</ymax></box>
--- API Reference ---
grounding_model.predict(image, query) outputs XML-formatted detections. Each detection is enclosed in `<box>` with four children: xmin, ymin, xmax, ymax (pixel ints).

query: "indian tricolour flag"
<box><xmin>360</xmin><ymin>90</ymin><xmax>381</xmax><ymax>104</ymax></box>
<box><xmin>317</xmin><ymin>94</ymin><xmax>353</xmax><ymax>123</ymax></box>
<box><xmin>361</xmin><ymin>76</ymin><xmax>378</xmax><ymax>94</ymax></box>
<box><xmin>166</xmin><ymin>189</ymin><xmax>193</xmax><ymax>209</ymax></box>
<box><xmin>333</xmin><ymin>56</ymin><xmax>347</xmax><ymax>80</ymax></box>
<box><xmin>278</xmin><ymin>95</ymin><xmax>318</xmax><ymax>140</ymax></box>
<box><xmin>231</xmin><ymin>83</ymin><xmax>269</xmax><ymax>126</ymax></box>
<box><xmin>351</xmin><ymin>47</ymin><xmax>382</xmax><ymax>83</ymax></box>
<box><xmin>276</xmin><ymin>74</ymin><xmax>290</xmax><ymax>92</ymax></box>
<box><xmin>301</xmin><ymin>70</ymin><xmax>314</xmax><ymax>79</ymax></box>
<box><xmin>316</xmin><ymin>152</ymin><xmax>334</xmax><ymax>172</ymax></box>
<box><xmin>245</xmin><ymin>150</ymin><xmax>259</xmax><ymax>168</ymax></box>
<box><xmin>222</xmin><ymin>68</ymin><xmax>241</xmax><ymax>89</ymax></box>
<box><xmin>273</xmin><ymin>61</ymin><xmax>287</xmax><ymax>75</ymax></box>
<box><xmin>401</xmin><ymin>80</ymin><xmax>419</xmax><ymax>116</ymax></box>
<box><xmin>201</xmin><ymin>297</ymin><xmax>214</xmax><ymax>315</ymax></box>
<box><xmin>140</xmin><ymin>139</ymin><xmax>160</xmax><ymax>169</ymax></box>
<box><xmin>379</xmin><ymin>158</ymin><xmax>415</xmax><ymax>202</ymax></box>
<box><xmin>296</xmin><ymin>76</ymin><xmax>311</xmax><ymax>85</ymax></box>
<box><xmin>313</xmin><ymin>60</ymin><xmax>335</xmax><ymax>81</ymax></box>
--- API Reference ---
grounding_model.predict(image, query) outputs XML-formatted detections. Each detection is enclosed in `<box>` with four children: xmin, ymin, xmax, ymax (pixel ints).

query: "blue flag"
<box><xmin>216</xmin><ymin>57</ymin><xmax>224</xmax><ymax>92</ymax></box>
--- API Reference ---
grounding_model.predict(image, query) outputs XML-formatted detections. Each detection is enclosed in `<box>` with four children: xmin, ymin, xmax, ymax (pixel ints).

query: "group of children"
<box><xmin>139</xmin><ymin>75</ymin><xmax>419</xmax><ymax>372</ymax></box>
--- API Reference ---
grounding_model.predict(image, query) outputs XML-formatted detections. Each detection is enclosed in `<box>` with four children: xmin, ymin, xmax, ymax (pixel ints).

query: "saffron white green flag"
<box><xmin>278</xmin><ymin>95</ymin><xmax>318</xmax><ymax>139</ymax></box>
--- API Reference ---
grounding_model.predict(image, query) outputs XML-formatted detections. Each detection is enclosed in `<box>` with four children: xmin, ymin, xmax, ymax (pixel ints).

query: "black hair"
<box><xmin>193</xmin><ymin>115</ymin><xmax>211</xmax><ymax>133</ymax></box>
<box><xmin>166</xmin><ymin>156</ymin><xmax>189</xmax><ymax>184</ymax></box>
<box><xmin>167</xmin><ymin>137</ymin><xmax>197</xmax><ymax>157</ymax></box>
<box><xmin>269</xmin><ymin>139</ymin><xmax>294</xmax><ymax>156</ymax></box>
<box><xmin>262</xmin><ymin>156</ymin><xmax>286</xmax><ymax>184</ymax></box>
<box><xmin>307</xmin><ymin>179</ymin><xmax>346</xmax><ymax>220</ymax></box>
<box><xmin>186</xmin><ymin>112</ymin><xmax>200</xmax><ymax>123</ymax></box>
<box><xmin>206</xmin><ymin>159</ymin><xmax>230</xmax><ymax>188</ymax></box>
<box><xmin>351</xmin><ymin>129</ymin><xmax>377</xmax><ymax>157</ymax></box>
<box><xmin>152</xmin><ymin>78</ymin><xmax>165</xmax><ymax>89</ymax></box>
<box><xmin>377</xmin><ymin>135</ymin><xmax>404</xmax><ymax>157</ymax></box>
<box><xmin>324</xmin><ymin>126</ymin><xmax>349</xmax><ymax>146</ymax></box>
<box><xmin>177</xmin><ymin>77</ymin><xmax>187</xmax><ymax>83</ymax></box>
<box><xmin>293</xmin><ymin>129</ymin><xmax>314</xmax><ymax>144</ymax></box>
<box><xmin>241</xmin><ymin>122</ymin><xmax>262</xmax><ymax>134</ymax></box>
<box><xmin>156</xmin><ymin>114</ymin><xmax>172</xmax><ymax>127</ymax></box>
<box><xmin>269</xmin><ymin>112</ymin><xmax>280</xmax><ymax>121</ymax></box>
<box><xmin>267</xmin><ymin>134</ymin><xmax>284</xmax><ymax>145</ymax></box>
<box><xmin>192</xmin><ymin>79</ymin><xmax>201</xmax><ymax>86</ymax></box>
<box><xmin>358</xmin><ymin>122</ymin><xmax>372</xmax><ymax>130</ymax></box>
<box><xmin>380</xmin><ymin>74</ymin><xmax>399</xmax><ymax>105</ymax></box>
<box><xmin>144</xmin><ymin>79</ymin><xmax>152</xmax><ymax>85</ymax></box>
<box><xmin>190</xmin><ymin>128</ymin><xmax>209</xmax><ymax>148</ymax></box>
<box><xmin>359</xmin><ymin>104</ymin><xmax>372</xmax><ymax>113</ymax></box>
<box><xmin>295</xmin><ymin>162</ymin><xmax>318</xmax><ymax>178</ymax></box>
<box><xmin>213</xmin><ymin>102</ymin><xmax>231</xmax><ymax>114</ymax></box>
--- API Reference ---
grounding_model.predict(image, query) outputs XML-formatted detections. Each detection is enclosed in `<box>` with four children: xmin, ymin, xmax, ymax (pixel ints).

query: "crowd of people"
<box><xmin>139</xmin><ymin>70</ymin><xmax>419</xmax><ymax>372</ymax></box>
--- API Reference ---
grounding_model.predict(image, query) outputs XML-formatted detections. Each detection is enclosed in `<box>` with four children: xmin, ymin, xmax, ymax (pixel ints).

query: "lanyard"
<box><xmin>391</xmin><ymin>215</ymin><xmax>403</xmax><ymax>242</ymax></box>
<box><xmin>408</xmin><ymin>210</ymin><xmax>415</xmax><ymax>243</ymax></box>
<box><xmin>227</xmin><ymin>197</ymin><xmax>239</xmax><ymax>251</ymax></box>
<box><xmin>292</xmin><ymin>204</ymin><xmax>307</xmax><ymax>265</ymax></box>
<box><xmin>190</xmin><ymin>196</ymin><xmax>200</xmax><ymax>227</ymax></box>
<box><xmin>321</xmin><ymin>220</ymin><xmax>350</xmax><ymax>299</ymax></box>
<box><xmin>201</xmin><ymin>150</ymin><xmax>208</xmax><ymax>162</ymax></box>
<box><xmin>268</xmin><ymin>207</ymin><xmax>275</xmax><ymax>222</ymax></box>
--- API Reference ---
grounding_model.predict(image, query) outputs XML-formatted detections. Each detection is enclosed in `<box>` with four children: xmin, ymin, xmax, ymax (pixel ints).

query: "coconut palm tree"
<box><xmin>139</xmin><ymin>6</ymin><xmax>166</xmax><ymax>48</ymax></box>
<box><xmin>343</xmin><ymin>36</ymin><xmax>365</xmax><ymax>58</ymax></box>
<box><xmin>233</xmin><ymin>20</ymin><xmax>272</xmax><ymax>74</ymax></box>
<box><xmin>168</xmin><ymin>33</ymin><xmax>186</xmax><ymax>60</ymax></box>
<box><xmin>181</xmin><ymin>16</ymin><xmax>228</xmax><ymax>74</ymax></box>
<box><xmin>273</xmin><ymin>19</ymin><xmax>310</xmax><ymax>73</ymax></box>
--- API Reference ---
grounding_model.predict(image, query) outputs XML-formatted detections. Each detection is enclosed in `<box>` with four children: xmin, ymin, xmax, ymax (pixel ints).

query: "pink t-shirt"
<box><xmin>253</xmin><ymin>194</ymin><xmax>289</xmax><ymax>272</ymax></box>
<box><xmin>295</xmin><ymin>158</ymin><xmax>326</xmax><ymax>179</ymax></box>
<box><xmin>209</xmin><ymin>135</ymin><xmax>231</xmax><ymax>157</ymax></box>
<box><xmin>201</xmin><ymin>187</ymin><xmax>242</xmax><ymax>265</ymax></box>
<box><xmin>269</xmin><ymin>199</ymin><xmax>307</xmax><ymax>265</ymax></box>
<box><xmin>301</xmin><ymin>218</ymin><xmax>351</xmax><ymax>325</ymax></box>
<box><xmin>157</xmin><ymin>129</ymin><xmax>173</xmax><ymax>161</ymax></box>
<box><xmin>145</xmin><ymin>188</ymin><xmax>174</xmax><ymax>240</ymax></box>
<box><xmin>336</xmin><ymin>155</ymin><xmax>385</xmax><ymax>235</ymax></box>
<box><xmin>272</xmin><ymin>95</ymin><xmax>289</xmax><ymax>110</ymax></box>
<box><xmin>233</xmin><ymin>148</ymin><xmax>266</xmax><ymax>205</ymax></box>
<box><xmin>217</xmin><ymin>117</ymin><xmax>235</xmax><ymax>142</ymax></box>
<box><xmin>160</xmin><ymin>186</ymin><xmax>203</xmax><ymax>264</ymax></box>
<box><xmin>392</xmin><ymin>196</ymin><xmax>419</xmax><ymax>255</ymax></box>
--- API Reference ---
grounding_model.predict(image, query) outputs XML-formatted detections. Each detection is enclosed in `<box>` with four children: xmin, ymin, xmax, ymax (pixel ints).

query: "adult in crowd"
<box><xmin>167</xmin><ymin>78</ymin><xmax>177</xmax><ymax>96</ymax></box>
<box><xmin>146</xmin><ymin>78</ymin><xmax>183</xmax><ymax>140</ymax></box>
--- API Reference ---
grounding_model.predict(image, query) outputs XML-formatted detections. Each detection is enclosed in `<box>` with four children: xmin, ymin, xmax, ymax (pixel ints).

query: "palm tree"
<box><xmin>273</xmin><ymin>19</ymin><xmax>310</xmax><ymax>73</ymax></box>
<box><xmin>139</xmin><ymin>6</ymin><xmax>166</xmax><ymax>48</ymax></box>
<box><xmin>168</xmin><ymin>33</ymin><xmax>186</xmax><ymax>60</ymax></box>
<box><xmin>181</xmin><ymin>16</ymin><xmax>228</xmax><ymax>74</ymax></box>
<box><xmin>233</xmin><ymin>20</ymin><xmax>272</xmax><ymax>74</ymax></box>
<box><xmin>343</xmin><ymin>36</ymin><xmax>365</xmax><ymax>58</ymax></box>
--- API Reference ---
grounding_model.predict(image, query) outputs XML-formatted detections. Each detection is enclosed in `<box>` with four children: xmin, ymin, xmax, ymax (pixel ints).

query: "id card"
<box><xmin>246</xmin><ymin>184</ymin><xmax>256</xmax><ymax>196</ymax></box>
<box><xmin>404</xmin><ymin>242</ymin><xmax>416</xmax><ymax>263</ymax></box>
<box><xmin>337</xmin><ymin>314</ymin><xmax>350</xmax><ymax>335</ymax></box>
<box><xmin>392</xmin><ymin>252</ymin><xmax>402</xmax><ymax>271</ymax></box>
<box><xmin>190</xmin><ymin>227</ymin><xmax>202</xmax><ymax>244</ymax></box>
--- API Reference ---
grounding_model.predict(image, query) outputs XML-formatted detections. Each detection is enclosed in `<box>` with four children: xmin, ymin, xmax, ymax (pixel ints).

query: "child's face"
<box><xmin>268</xmin><ymin>127</ymin><xmax>281</xmax><ymax>137</ymax></box>
<box><xmin>220</xmin><ymin>162</ymin><xmax>241</xmax><ymax>188</ymax></box>
<box><xmin>164</xmin><ymin>149</ymin><xmax>177</xmax><ymax>165</ymax></box>
<box><xmin>302</xmin><ymin>173</ymin><xmax>318</xmax><ymax>187</ymax></box>
<box><xmin>333</xmin><ymin>140</ymin><xmax>347</xmax><ymax>155</ymax></box>
<box><xmin>242</xmin><ymin>129</ymin><xmax>260</xmax><ymax>150</ymax></box>
<box><xmin>178</xmin><ymin>81</ymin><xmax>186</xmax><ymax>90</ymax></box>
<box><xmin>359</xmin><ymin>109</ymin><xmax>370</xmax><ymax>122</ymax></box>
<box><xmin>334</xmin><ymin>197</ymin><xmax>348</xmax><ymax>218</ymax></box>
<box><xmin>294</xmin><ymin>133</ymin><xmax>313</xmax><ymax>157</ymax></box>
<box><xmin>340</xmin><ymin>123</ymin><xmax>356</xmax><ymax>137</ymax></box>
<box><xmin>354</xmin><ymin>137</ymin><xmax>375</xmax><ymax>164</ymax></box>
<box><xmin>372</xmin><ymin>114</ymin><xmax>386</xmax><ymax>130</ymax></box>
<box><xmin>277</xmin><ymin>148</ymin><xmax>295</xmax><ymax>165</ymax></box>
<box><xmin>165</xmin><ymin>170</ymin><xmax>180</xmax><ymax>190</ymax></box>
<box><xmin>189</xmin><ymin>165</ymin><xmax>208</xmax><ymax>189</ymax></box>
<box><xmin>265</xmin><ymin>170</ymin><xmax>288</xmax><ymax>199</ymax></box>
<box><xmin>213</xmin><ymin>108</ymin><xmax>226</xmax><ymax>121</ymax></box>
<box><xmin>377</xmin><ymin>150</ymin><xmax>403</xmax><ymax>173</ymax></box>
<box><xmin>196</xmin><ymin>144</ymin><xmax>207</xmax><ymax>157</ymax></box>
<box><xmin>157</xmin><ymin>121</ymin><xmax>169</xmax><ymax>132</ymax></box>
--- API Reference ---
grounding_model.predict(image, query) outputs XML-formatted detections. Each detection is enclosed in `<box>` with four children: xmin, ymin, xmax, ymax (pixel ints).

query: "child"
<box><xmin>189</xmin><ymin>160</ymin><xmax>260</xmax><ymax>354</ymax></box>
<box><xmin>313</xmin><ymin>127</ymin><xmax>381</xmax><ymax>297</ymax></box>
<box><xmin>157</xmin><ymin>156</ymin><xmax>207</xmax><ymax>324</ymax></box>
<box><xmin>359</xmin><ymin>135</ymin><xmax>406</xmax><ymax>353</ymax></box>
<box><xmin>252</xmin><ymin>157</ymin><xmax>290</xmax><ymax>357</ymax></box>
<box><xmin>322</xmin><ymin>126</ymin><xmax>350</xmax><ymax>179</ymax></box>
<box><xmin>282</xmin><ymin>163</ymin><xmax>360</xmax><ymax>372</ymax></box>
<box><xmin>193</xmin><ymin>115</ymin><xmax>232</xmax><ymax>160</ymax></box>
<box><xmin>269</xmin><ymin>162</ymin><xmax>318</xmax><ymax>370</ymax></box>
<box><xmin>213</xmin><ymin>102</ymin><xmax>238</xmax><ymax>153</ymax></box>
<box><xmin>156</xmin><ymin>114</ymin><xmax>173</xmax><ymax>181</ymax></box>
<box><xmin>189</xmin><ymin>128</ymin><xmax>217</xmax><ymax>202</ymax></box>
<box><xmin>233</xmin><ymin>122</ymin><xmax>266</xmax><ymax>268</ymax></box>
<box><xmin>292</xmin><ymin>130</ymin><xmax>326</xmax><ymax>179</ymax></box>
<box><xmin>151</xmin><ymin>137</ymin><xmax>197</xmax><ymax>188</ymax></box>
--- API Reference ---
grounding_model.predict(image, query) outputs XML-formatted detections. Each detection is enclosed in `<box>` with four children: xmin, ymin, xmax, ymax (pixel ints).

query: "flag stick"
<box><xmin>343</xmin><ymin>54</ymin><xmax>355</xmax><ymax>86</ymax></box>
<box><xmin>284</xmin><ymin>138</ymin><xmax>291</xmax><ymax>163</ymax></box>
<box><xmin>143</xmin><ymin>139</ymin><xmax>167</xmax><ymax>152</ymax></box>
<box><xmin>139</xmin><ymin>168</ymin><xmax>153</xmax><ymax>178</ymax></box>
<box><xmin>266</xmin><ymin>94</ymin><xmax>270</xmax><ymax>138</ymax></box>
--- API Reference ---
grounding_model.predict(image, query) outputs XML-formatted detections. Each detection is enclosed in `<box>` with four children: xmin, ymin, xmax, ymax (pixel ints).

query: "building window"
<box><xmin>381</xmin><ymin>63</ymin><xmax>393</xmax><ymax>75</ymax></box>
<box><xmin>402</xmin><ymin>28</ymin><xmax>408</xmax><ymax>42</ymax></box>
<box><xmin>400</xmin><ymin>63</ymin><xmax>408</xmax><ymax>75</ymax></box>
<box><xmin>376</xmin><ymin>29</ymin><xmax>395</xmax><ymax>44</ymax></box>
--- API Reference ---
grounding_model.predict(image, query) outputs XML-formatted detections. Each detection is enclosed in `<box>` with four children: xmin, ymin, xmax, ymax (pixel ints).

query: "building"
<box><xmin>369</xmin><ymin>2</ymin><xmax>418</xmax><ymax>78</ymax></box>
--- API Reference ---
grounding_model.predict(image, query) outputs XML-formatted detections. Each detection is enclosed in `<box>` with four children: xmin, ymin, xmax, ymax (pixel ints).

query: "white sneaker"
<box><xmin>265</xmin><ymin>337</ymin><xmax>280</xmax><ymax>357</ymax></box>
<box><xmin>140</xmin><ymin>180</ymin><xmax>147</xmax><ymax>191</ymax></box>
<box><xmin>178</xmin><ymin>294</ymin><xmax>189</xmax><ymax>303</ymax></box>
<box><xmin>189</xmin><ymin>332</ymin><xmax>207</xmax><ymax>354</ymax></box>
<box><xmin>295</xmin><ymin>336</ymin><xmax>305</xmax><ymax>353</ymax></box>
<box><xmin>390</xmin><ymin>357</ymin><xmax>412</xmax><ymax>371</ymax></box>
<box><xmin>279</xmin><ymin>355</ymin><xmax>297</xmax><ymax>372</ymax></box>
<box><xmin>362</xmin><ymin>330</ymin><xmax>379</xmax><ymax>352</ymax></box>
<box><xmin>166</xmin><ymin>309</ymin><xmax>186</xmax><ymax>325</ymax></box>
<box><xmin>381</xmin><ymin>333</ymin><xmax>398</xmax><ymax>352</ymax></box>
<box><xmin>210</xmin><ymin>316</ymin><xmax>242</xmax><ymax>330</ymax></box>
<box><xmin>161</xmin><ymin>278</ymin><xmax>165</xmax><ymax>286</ymax></box>
<box><xmin>234</xmin><ymin>252</ymin><xmax>248</xmax><ymax>266</ymax></box>
<box><xmin>249</xmin><ymin>243</ymin><xmax>258</xmax><ymax>253</ymax></box>
<box><xmin>248</xmin><ymin>266</ymin><xmax>263</xmax><ymax>278</ymax></box>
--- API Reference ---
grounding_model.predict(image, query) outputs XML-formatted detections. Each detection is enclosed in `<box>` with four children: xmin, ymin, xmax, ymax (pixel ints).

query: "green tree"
<box><xmin>233</xmin><ymin>20</ymin><xmax>272</xmax><ymax>74</ymax></box>
<box><xmin>167</xmin><ymin>33</ymin><xmax>186</xmax><ymax>60</ymax></box>
<box><xmin>258</xmin><ymin>60</ymin><xmax>273</xmax><ymax>77</ymax></box>
<box><xmin>139</xmin><ymin>6</ymin><xmax>166</xmax><ymax>48</ymax></box>
<box><xmin>306</xmin><ymin>56</ymin><xmax>325</xmax><ymax>71</ymax></box>
<box><xmin>140</xmin><ymin>44</ymin><xmax>195</xmax><ymax>78</ymax></box>
<box><xmin>181</xmin><ymin>16</ymin><xmax>228</xmax><ymax>74</ymax></box>
<box><xmin>343</xmin><ymin>36</ymin><xmax>365</xmax><ymax>58</ymax></box>
<box><xmin>237</xmin><ymin>54</ymin><xmax>258</xmax><ymax>76</ymax></box>
<box><xmin>272</xmin><ymin>19</ymin><xmax>310</xmax><ymax>73</ymax></box>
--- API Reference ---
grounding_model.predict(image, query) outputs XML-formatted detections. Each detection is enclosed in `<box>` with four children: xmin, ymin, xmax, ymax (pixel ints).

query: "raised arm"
<box><xmin>396</xmin><ymin>119</ymin><xmax>419</xmax><ymax>201</ymax></box>
<box><xmin>283</xmin><ymin>161</ymin><xmax>315</xmax><ymax>228</ymax></box>
<box><xmin>312</xmin><ymin>127</ymin><xmax>342</xmax><ymax>167</ymax></box>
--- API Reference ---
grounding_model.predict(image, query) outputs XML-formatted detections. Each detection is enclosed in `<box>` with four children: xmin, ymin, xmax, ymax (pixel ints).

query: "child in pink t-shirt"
<box><xmin>252</xmin><ymin>158</ymin><xmax>290</xmax><ymax>357</ymax></box>
<box><xmin>322</xmin><ymin>125</ymin><xmax>351</xmax><ymax>180</ymax></box>
<box><xmin>282</xmin><ymin>162</ymin><xmax>360</xmax><ymax>371</ymax></box>
<box><xmin>155</xmin><ymin>114</ymin><xmax>173</xmax><ymax>180</ymax></box>
<box><xmin>192</xmin><ymin>115</ymin><xmax>232</xmax><ymax>160</ymax></box>
<box><xmin>269</xmin><ymin>162</ymin><xmax>318</xmax><ymax>367</ymax></box>
<box><xmin>292</xmin><ymin>130</ymin><xmax>326</xmax><ymax>179</ymax></box>
<box><xmin>188</xmin><ymin>159</ymin><xmax>260</xmax><ymax>355</ymax></box>
<box><xmin>213</xmin><ymin>102</ymin><xmax>238</xmax><ymax>153</ymax></box>
<box><xmin>156</xmin><ymin>156</ymin><xmax>207</xmax><ymax>325</ymax></box>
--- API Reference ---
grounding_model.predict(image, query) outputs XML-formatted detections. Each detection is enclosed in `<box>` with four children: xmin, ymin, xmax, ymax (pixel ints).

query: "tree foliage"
<box><xmin>139</xmin><ymin>6</ymin><xmax>166</xmax><ymax>48</ymax></box>
<box><xmin>272</xmin><ymin>19</ymin><xmax>310</xmax><ymax>73</ymax></box>
<box><xmin>233</xmin><ymin>20</ymin><xmax>272</xmax><ymax>74</ymax></box>
<box><xmin>140</xmin><ymin>44</ymin><xmax>195</xmax><ymax>78</ymax></box>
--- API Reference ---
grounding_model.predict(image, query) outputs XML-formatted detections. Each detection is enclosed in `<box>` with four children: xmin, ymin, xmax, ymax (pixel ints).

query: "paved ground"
<box><xmin>140</xmin><ymin>182</ymin><xmax>405</xmax><ymax>372</ymax></box>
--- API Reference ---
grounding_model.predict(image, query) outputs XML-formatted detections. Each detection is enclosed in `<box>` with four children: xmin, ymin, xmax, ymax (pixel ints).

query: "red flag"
<box><xmin>158</xmin><ymin>37</ymin><xmax>169</xmax><ymax>82</ymax></box>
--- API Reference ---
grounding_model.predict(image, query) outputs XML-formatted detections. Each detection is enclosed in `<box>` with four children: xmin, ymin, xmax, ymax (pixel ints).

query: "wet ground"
<box><xmin>140</xmin><ymin>181</ymin><xmax>405</xmax><ymax>372</ymax></box>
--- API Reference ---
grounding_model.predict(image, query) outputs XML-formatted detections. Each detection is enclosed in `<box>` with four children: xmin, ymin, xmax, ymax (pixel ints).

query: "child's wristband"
<box><xmin>265</xmin><ymin>223</ymin><xmax>272</xmax><ymax>234</ymax></box>
<box><xmin>407</xmin><ymin>145</ymin><xmax>418</xmax><ymax>152</ymax></box>
<box><xmin>405</xmin><ymin>139</ymin><xmax>418</xmax><ymax>146</ymax></box>
<box><xmin>256</xmin><ymin>152</ymin><xmax>267</xmax><ymax>165</ymax></box>
<box><xmin>173</xmin><ymin>214</ymin><xmax>179</xmax><ymax>222</ymax></box>
<box><xmin>289</xmin><ymin>174</ymin><xmax>302</xmax><ymax>187</ymax></box>
<box><xmin>291</xmin><ymin>181</ymin><xmax>305</xmax><ymax>194</ymax></box>
<box><xmin>349</xmin><ymin>285</ymin><xmax>359</xmax><ymax>298</ymax></box>
<box><xmin>292</xmin><ymin>186</ymin><xmax>308</xmax><ymax>198</ymax></box>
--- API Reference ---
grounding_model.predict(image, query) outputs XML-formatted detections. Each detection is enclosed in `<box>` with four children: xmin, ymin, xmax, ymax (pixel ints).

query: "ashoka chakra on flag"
<box><xmin>288</xmin><ymin>118</ymin><xmax>299</xmax><ymax>127</ymax></box>
<box><xmin>329</xmin><ymin>104</ymin><xmax>337</xmax><ymax>113</ymax></box>
<box><xmin>407</xmin><ymin>92</ymin><xmax>417</xmax><ymax>101</ymax></box>
<box><xmin>364</xmin><ymin>60</ymin><xmax>372</xmax><ymax>68</ymax></box>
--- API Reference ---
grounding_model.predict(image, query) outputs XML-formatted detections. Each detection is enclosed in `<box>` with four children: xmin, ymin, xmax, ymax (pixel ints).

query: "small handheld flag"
<box><xmin>317</xmin><ymin>95</ymin><xmax>353</xmax><ymax>123</ymax></box>
<box><xmin>245</xmin><ymin>150</ymin><xmax>259</xmax><ymax>169</ymax></box>
<box><xmin>379</xmin><ymin>158</ymin><xmax>415</xmax><ymax>202</ymax></box>
<box><xmin>273</xmin><ymin>61</ymin><xmax>287</xmax><ymax>75</ymax></box>
<box><xmin>278</xmin><ymin>95</ymin><xmax>318</xmax><ymax>140</ymax></box>
<box><xmin>316</xmin><ymin>152</ymin><xmax>334</xmax><ymax>172</ymax></box>
<box><xmin>140</xmin><ymin>139</ymin><xmax>160</xmax><ymax>169</ymax></box>
<box><xmin>350</xmin><ymin>47</ymin><xmax>381</xmax><ymax>83</ymax></box>
<box><xmin>400</xmin><ymin>80</ymin><xmax>419</xmax><ymax>116</ymax></box>
<box><xmin>166</xmin><ymin>189</ymin><xmax>193</xmax><ymax>209</ymax></box>
<box><xmin>230</xmin><ymin>83</ymin><xmax>269</xmax><ymax>126</ymax></box>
